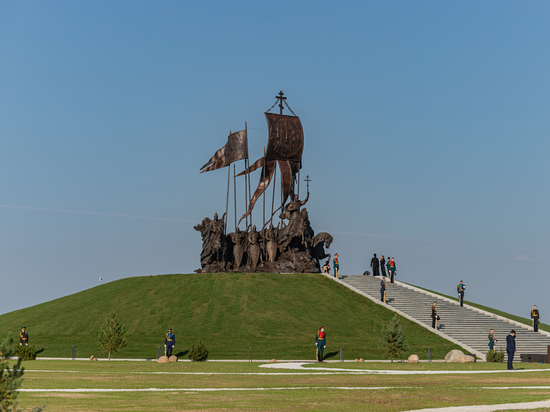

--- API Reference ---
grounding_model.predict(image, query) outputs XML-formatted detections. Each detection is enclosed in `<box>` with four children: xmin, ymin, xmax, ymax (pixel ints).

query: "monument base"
<box><xmin>195</xmin><ymin>249</ymin><xmax>322</xmax><ymax>274</ymax></box>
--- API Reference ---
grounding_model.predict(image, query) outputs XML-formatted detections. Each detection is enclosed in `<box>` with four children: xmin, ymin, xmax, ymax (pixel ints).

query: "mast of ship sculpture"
<box><xmin>237</xmin><ymin>91</ymin><xmax>304</xmax><ymax>228</ymax></box>
<box><xmin>199</xmin><ymin>126</ymin><xmax>249</xmax><ymax>233</ymax></box>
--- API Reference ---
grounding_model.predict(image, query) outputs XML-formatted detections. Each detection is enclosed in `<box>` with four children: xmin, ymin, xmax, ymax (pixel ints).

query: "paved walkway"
<box><xmin>261</xmin><ymin>362</ymin><xmax>550</xmax><ymax>375</ymax></box>
<box><xmin>405</xmin><ymin>399</ymin><xmax>550</xmax><ymax>411</ymax></box>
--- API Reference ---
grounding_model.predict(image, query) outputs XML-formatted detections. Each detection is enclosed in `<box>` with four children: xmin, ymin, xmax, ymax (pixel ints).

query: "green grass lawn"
<box><xmin>0</xmin><ymin>273</ymin><xmax>462</xmax><ymax>360</ymax></box>
<box><xmin>10</xmin><ymin>359</ymin><xmax>550</xmax><ymax>412</ymax></box>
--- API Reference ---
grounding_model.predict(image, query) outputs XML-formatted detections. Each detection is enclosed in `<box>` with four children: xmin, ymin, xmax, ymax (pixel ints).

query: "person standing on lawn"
<box><xmin>165</xmin><ymin>328</ymin><xmax>175</xmax><ymax>357</ymax></box>
<box><xmin>506</xmin><ymin>330</ymin><xmax>517</xmax><ymax>370</ymax></box>
<box><xmin>315</xmin><ymin>326</ymin><xmax>327</xmax><ymax>362</ymax></box>
<box><xmin>19</xmin><ymin>327</ymin><xmax>29</xmax><ymax>346</ymax></box>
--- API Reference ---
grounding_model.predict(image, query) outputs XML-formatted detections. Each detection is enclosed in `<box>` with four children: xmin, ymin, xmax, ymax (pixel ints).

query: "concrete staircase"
<box><xmin>338</xmin><ymin>274</ymin><xmax>550</xmax><ymax>361</ymax></box>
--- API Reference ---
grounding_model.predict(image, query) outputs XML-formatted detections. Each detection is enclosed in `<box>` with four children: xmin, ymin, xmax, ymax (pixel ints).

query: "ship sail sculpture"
<box><xmin>194</xmin><ymin>92</ymin><xmax>333</xmax><ymax>273</ymax></box>
<box><xmin>237</xmin><ymin>112</ymin><xmax>303</xmax><ymax>225</ymax></box>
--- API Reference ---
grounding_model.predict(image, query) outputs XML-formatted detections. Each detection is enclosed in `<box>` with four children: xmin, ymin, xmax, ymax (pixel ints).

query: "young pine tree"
<box><xmin>0</xmin><ymin>333</ymin><xmax>45</xmax><ymax>412</ymax></box>
<box><xmin>98</xmin><ymin>312</ymin><xmax>127</xmax><ymax>360</ymax></box>
<box><xmin>378</xmin><ymin>314</ymin><xmax>409</xmax><ymax>362</ymax></box>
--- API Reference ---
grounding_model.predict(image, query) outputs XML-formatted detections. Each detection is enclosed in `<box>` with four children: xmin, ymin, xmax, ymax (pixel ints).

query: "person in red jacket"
<box><xmin>388</xmin><ymin>257</ymin><xmax>396</xmax><ymax>283</ymax></box>
<box><xmin>315</xmin><ymin>326</ymin><xmax>327</xmax><ymax>362</ymax></box>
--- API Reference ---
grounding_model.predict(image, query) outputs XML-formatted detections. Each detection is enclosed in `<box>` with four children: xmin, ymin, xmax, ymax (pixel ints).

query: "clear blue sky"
<box><xmin>1</xmin><ymin>2</ymin><xmax>548</xmax><ymax>318</ymax></box>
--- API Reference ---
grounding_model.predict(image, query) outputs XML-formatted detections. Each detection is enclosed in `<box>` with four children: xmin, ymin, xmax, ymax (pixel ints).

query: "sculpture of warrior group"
<box><xmin>194</xmin><ymin>194</ymin><xmax>333</xmax><ymax>273</ymax></box>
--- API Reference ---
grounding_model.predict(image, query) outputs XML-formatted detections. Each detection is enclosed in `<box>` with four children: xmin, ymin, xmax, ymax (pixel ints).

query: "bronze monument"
<box><xmin>194</xmin><ymin>92</ymin><xmax>332</xmax><ymax>273</ymax></box>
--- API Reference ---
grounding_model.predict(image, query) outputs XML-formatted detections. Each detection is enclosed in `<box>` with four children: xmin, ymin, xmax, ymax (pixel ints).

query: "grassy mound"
<box><xmin>0</xmin><ymin>273</ymin><xmax>461</xmax><ymax>360</ymax></box>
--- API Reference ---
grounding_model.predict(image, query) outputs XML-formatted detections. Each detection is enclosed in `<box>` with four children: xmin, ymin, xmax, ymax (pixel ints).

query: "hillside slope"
<box><xmin>0</xmin><ymin>273</ymin><xmax>461</xmax><ymax>359</ymax></box>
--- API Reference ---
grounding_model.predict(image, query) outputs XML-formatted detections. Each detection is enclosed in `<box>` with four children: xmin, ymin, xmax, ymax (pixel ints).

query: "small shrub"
<box><xmin>16</xmin><ymin>345</ymin><xmax>36</xmax><ymax>360</ymax></box>
<box><xmin>189</xmin><ymin>341</ymin><xmax>209</xmax><ymax>362</ymax></box>
<box><xmin>379</xmin><ymin>314</ymin><xmax>409</xmax><ymax>362</ymax></box>
<box><xmin>486</xmin><ymin>347</ymin><xmax>505</xmax><ymax>362</ymax></box>
<box><xmin>98</xmin><ymin>312</ymin><xmax>127</xmax><ymax>360</ymax></box>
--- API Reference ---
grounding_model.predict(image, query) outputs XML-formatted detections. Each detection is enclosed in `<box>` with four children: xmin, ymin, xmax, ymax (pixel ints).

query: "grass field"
<box><xmin>11</xmin><ymin>359</ymin><xmax>550</xmax><ymax>412</ymax></box>
<box><xmin>0</xmin><ymin>273</ymin><xmax>462</xmax><ymax>360</ymax></box>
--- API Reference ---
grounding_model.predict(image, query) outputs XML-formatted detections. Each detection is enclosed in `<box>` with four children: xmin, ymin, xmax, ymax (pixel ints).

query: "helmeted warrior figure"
<box><xmin>265</xmin><ymin>223</ymin><xmax>279</xmax><ymax>263</ymax></box>
<box><xmin>229</xmin><ymin>227</ymin><xmax>246</xmax><ymax>268</ymax></box>
<box><xmin>247</xmin><ymin>225</ymin><xmax>261</xmax><ymax>268</ymax></box>
<box><xmin>280</xmin><ymin>192</ymin><xmax>309</xmax><ymax>223</ymax></box>
<box><xmin>194</xmin><ymin>213</ymin><xmax>227</xmax><ymax>267</ymax></box>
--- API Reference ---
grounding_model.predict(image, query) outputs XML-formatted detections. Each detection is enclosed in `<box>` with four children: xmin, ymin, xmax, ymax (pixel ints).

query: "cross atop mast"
<box><xmin>276</xmin><ymin>91</ymin><xmax>287</xmax><ymax>115</ymax></box>
<box><xmin>304</xmin><ymin>175</ymin><xmax>311</xmax><ymax>194</ymax></box>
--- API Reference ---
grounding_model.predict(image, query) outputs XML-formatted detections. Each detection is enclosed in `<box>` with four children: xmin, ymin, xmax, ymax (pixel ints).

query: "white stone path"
<box><xmin>261</xmin><ymin>362</ymin><xmax>550</xmax><ymax>375</ymax></box>
<box><xmin>18</xmin><ymin>386</ymin><xmax>395</xmax><ymax>393</ymax></box>
<box><xmin>404</xmin><ymin>400</ymin><xmax>550</xmax><ymax>412</ymax></box>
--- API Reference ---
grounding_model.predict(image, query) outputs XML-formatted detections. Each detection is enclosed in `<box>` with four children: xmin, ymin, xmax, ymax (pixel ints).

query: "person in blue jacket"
<box><xmin>506</xmin><ymin>330</ymin><xmax>516</xmax><ymax>370</ymax></box>
<box><xmin>380</xmin><ymin>278</ymin><xmax>386</xmax><ymax>303</ymax></box>
<box><xmin>165</xmin><ymin>328</ymin><xmax>175</xmax><ymax>357</ymax></box>
<box><xmin>457</xmin><ymin>281</ymin><xmax>466</xmax><ymax>307</ymax></box>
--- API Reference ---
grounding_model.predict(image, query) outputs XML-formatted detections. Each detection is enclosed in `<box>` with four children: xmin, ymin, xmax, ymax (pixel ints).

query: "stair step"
<box><xmin>338</xmin><ymin>275</ymin><xmax>549</xmax><ymax>360</ymax></box>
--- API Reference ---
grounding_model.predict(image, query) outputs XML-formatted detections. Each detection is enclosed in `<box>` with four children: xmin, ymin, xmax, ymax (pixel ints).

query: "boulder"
<box><xmin>354</xmin><ymin>359</ymin><xmax>359</xmax><ymax>362</ymax></box>
<box><xmin>269</xmin><ymin>359</ymin><xmax>277</xmax><ymax>363</ymax></box>
<box><xmin>359</xmin><ymin>358</ymin><xmax>364</xmax><ymax>362</ymax></box>
<box><xmin>408</xmin><ymin>354</ymin><xmax>419</xmax><ymax>363</ymax></box>
<box><xmin>158</xmin><ymin>356</ymin><xmax>170</xmax><ymax>363</ymax></box>
<box><xmin>459</xmin><ymin>355</ymin><xmax>475</xmax><ymax>363</ymax></box>
<box><xmin>89</xmin><ymin>355</ymin><xmax>95</xmax><ymax>361</ymax></box>
<box><xmin>92</xmin><ymin>357</ymin><xmax>98</xmax><ymax>361</ymax></box>
<box><xmin>169</xmin><ymin>356</ymin><xmax>178</xmax><ymax>362</ymax></box>
<box><xmin>445</xmin><ymin>349</ymin><xmax>465</xmax><ymax>363</ymax></box>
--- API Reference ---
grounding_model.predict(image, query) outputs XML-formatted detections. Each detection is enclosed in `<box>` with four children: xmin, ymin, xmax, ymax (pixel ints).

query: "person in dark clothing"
<box><xmin>531</xmin><ymin>305</ymin><xmax>540</xmax><ymax>332</ymax></box>
<box><xmin>164</xmin><ymin>328</ymin><xmax>175</xmax><ymax>357</ymax></box>
<box><xmin>380</xmin><ymin>255</ymin><xmax>387</xmax><ymax>277</ymax></box>
<box><xmin>431</xmin><ymin>302</ymin><xmax>439</xmax><ymax>329</ymax></box>
<box><xmin>457</xmin><ymin>281</ymin><xmax>465</xmax><ymax>307</ymax></box>
<box><xmin>506</xmin><ymin>330</ymin><xmax>516</xmax><ymax>370</ymax></box>
<box><xmin>19</xmin><ymin>327</ymin><xmax>29</xmax><ymax>346</ymax></box>
<box><xmin>370</xmin><ymin>254</ymin><xmax>380</xmax><ymax>276</ymax></box>
<box><xmin>380</xmin><ymin>278</ymin><xmax>386</xmax><ymax>302</ymax></box>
